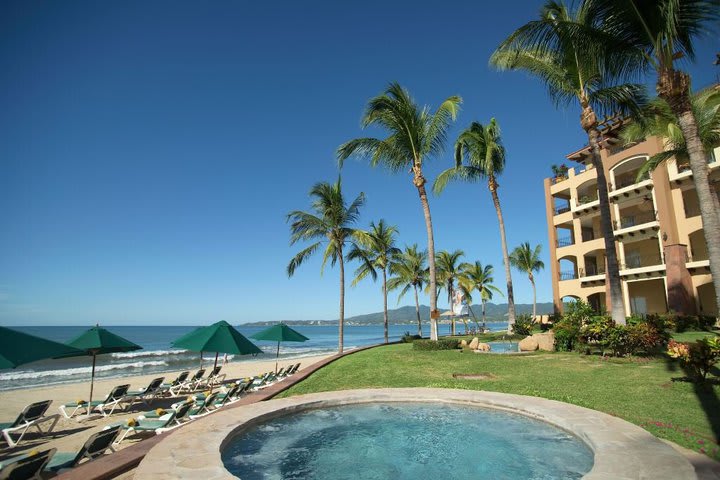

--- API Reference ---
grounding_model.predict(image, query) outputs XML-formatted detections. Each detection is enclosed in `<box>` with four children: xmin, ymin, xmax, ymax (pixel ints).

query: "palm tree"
<box><xmin>337</xmin><ymin>83</ymin><xmax>462</xmax><ymax>341</ymax></box>
<box><xmin>433</xmin><ymin>119</ymin><xmax>518</xmax><ymax>333</ymax></box>
<box><xmin>387</xmin><ymin>245</ymin><xmax>428</xmax><ymax>336</ymax></box>
<box><xmin>593</xmin><ymin>0</ymin><xmax>720</xmax><ymax>311</ymax></box>
<box><xmin>509</xmin><ymin>242</ymin><xmax>546</xmax><ymax>319</ymax></box>
<box><xmin>436</xmin><ymin>249</ymin><xmax>465</xmax><ymax>336</ymax></box>
<box><xmin>347</xmin><ymin>220</ymin><xmax>401</xmax><ymax>344</ymax></box>
<box><xmin>621</xmin><ymin>87</ymin><xmax>720</xmax><ymax>215</ymax></box>
<box><xmin>489</xmin><ymin>0</ymin><xmax>646</xmax><ymax>325</ymax></box>
<box><xmin>459</xmin><ymin>261</ymin><xmax>503</xmax><ymax>328</ymax></box>
<box><xmin>287</xmin><ymin>179</ymin><xmax>365</xmax><ymax>354</ymax></box>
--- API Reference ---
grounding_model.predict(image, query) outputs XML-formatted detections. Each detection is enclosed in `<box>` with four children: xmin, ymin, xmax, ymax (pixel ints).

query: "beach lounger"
<box><xmin>288</xmin><ymin>363</ymin><xmax>301</xmax><ymax>375</ymax></box>
<box><xmin>0</xmin><ymin>448</ymin><xmax>55</xmax><ymax>480</ymax></box>
<box><xmin>160</xmin><ymin>371</ymin><xmax>189</xmax><ymax>396</ymax></box>
<box><xmin>124</xmin><ymin>377</ymin><xmax>165</xmax><ymax>408</ymax></box>
<box><xmin>59</xmin><ymin>384</ymin><xmax>131</xmax><ymax>419</ymax></box>
<box><xmin>188</xmin><ymin>392</ymin><xmax>219</xmax><ymax>418</ymax></box>
<box><xmin>202</xmin><ymin>366</ymin><xmax>226</xmax><ymax>387</ymax></box>
<box><xmin>45</xmin><ymin>425</ymin><xmax>121</xmax><ymax>473</ymax></box>
<box><xmin>170</xmin><ymin>369</ymin><xmax>205</xmax><ymax>395</ymax></box>
<box><xmin>113</xmin><ymin>400</ymin><xmax>194</xmax><ymax>444</ymax></box>
<box><xmin>0</xmin><ymin>400</ymin><xmax>60</xmax><ymax>448</ymax></box>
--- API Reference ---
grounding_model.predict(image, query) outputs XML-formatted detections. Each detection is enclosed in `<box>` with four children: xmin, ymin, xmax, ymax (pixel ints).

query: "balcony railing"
<box><xmin>621</xmin><ymin>253</ymin><xmax>663</xmax><ymax>270</ymax></box>
<box><xmin>614</xmin><ymin>210</ymin><xmax>657</xmax><ymax>230</ymax></box>
<box><xmin>580</xmin><ymin>264</ymin><xmax>606</xmax><ymax>277</ymax></box>
<box><xmin>554</xmin><ymin>204</ymin><xmax>571</xmax><ymax>215</ymax></box>
<box><xmin>576</xmin><ymin>193</ymin><xmax>599</xmax><ymax>206</ymax></box>
<box><xmin>557</xmin><ymin>236</ymin><xmax>574</xmax><ymax>247</ymax></box>
<box><xmin>560</xmin><ymin>270</ymin><xmax>578</xmax><ymax>280</ymax></box>
<box><xmin>581</xmin><ymin>229</ymin><xmax>600</xmax><ymax>242</ymax></box>
<box><xmin>611</xmin><ymin>172</ymin><xmax>651</xmax><ymax>191</ymax></box>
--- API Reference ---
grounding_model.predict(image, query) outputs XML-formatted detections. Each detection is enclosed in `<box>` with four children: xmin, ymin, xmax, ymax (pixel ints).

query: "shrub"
<box><xmin>627</xmin><ymin>322</ymin><xmax>671</xmax><ymax>354</ymax></box>
<box><xmin>512</xmin><ymin>314</ymin><xmax>534</xmax><ymax>336</ymax></box>
<box><xmin>578</xmin><ymin>315</ymin><xmax>614</xmax><ymax>353</ymax></box>
<box><xmin>401</xmin><ymin>332</ymin><xmax>422</xmax><ymax>343</ymax></box>
<box><xmin>671</xmin><ymin>314</ymin><xmax>716</xmax><ymax>333</ymax></box>
<box><xmin>553</xmin><ymin>319</ymin><xmax>580</xmax><ymax>352</ymax></box>
<box><xmin>668</xmin><ymin>338</ymin><xmax>720</xmax><ymax>382</ymax></box>
<box><xmin>412</xmin><ymin>339</ymin><xmax>460</xmax><ymax>351</ymax></box>
<box><xmin>606</xmin><ymin>325</ymin><xmax>632</xmax><ymax>356</ymax></box>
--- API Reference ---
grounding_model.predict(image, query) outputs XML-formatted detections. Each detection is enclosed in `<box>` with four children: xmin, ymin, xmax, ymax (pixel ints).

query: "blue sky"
<box><xmin>1</xmin><ymin>1</ymin><xmax>717</xmax><ymax>325</ymax></box>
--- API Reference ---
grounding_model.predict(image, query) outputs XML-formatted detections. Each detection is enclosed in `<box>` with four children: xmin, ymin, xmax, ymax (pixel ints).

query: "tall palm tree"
<box><xmin>433</xmin><ymin>119</ymin><xmax>518</xmax><ymax>333</ymax></box>
<box><xmin>287</xmin><ymin>179</ymin><xmax>365</xmax><ymax>354</ymax></box>
<box><xmin>436</xmin><ymin>249</ymin><xmax>465</xmax><ymax>336</ymax></box>
<box><xmin>459</xmin><ymin>261</ymin><xmax>503</xmax><ymax>328</ymax></box>
<box><xmin>387</xmin><ymin>245</ymin><xmax>428</xmax><ymax>336</ymax></box>
<box><xmin>509</xmin><ymin>242</ymin><xmax>546</xmax><ymax>319</ymax></box>
<box><xmin>593</xmin><ymin>0</ymin><xmax>720</xmax><ymax>313</ymax></box>
<box><xmin>337</xmin><ymin>83</ymin><xmax>462</xmax><ymax>341</ymax></box>
<box><xmin>347</xmin><ymin>219</ymin><xmax>401</xmax><ymax>344</ymax></box>
<box><xmin>489</xmin><ymin>0</ymin><xmax>646</xmax><ymax>325</ymax></box>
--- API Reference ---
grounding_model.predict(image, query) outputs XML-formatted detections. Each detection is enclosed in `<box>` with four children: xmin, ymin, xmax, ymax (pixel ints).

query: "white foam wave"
<box><xmin>0</xmin><ymin>360</ymin><xmax>168</xmax><ymax>381</ymax></box>
<box><xmin>111</xmin><ymin>349</ymin><xmax>187</xmax><ymax>359</ymax></box>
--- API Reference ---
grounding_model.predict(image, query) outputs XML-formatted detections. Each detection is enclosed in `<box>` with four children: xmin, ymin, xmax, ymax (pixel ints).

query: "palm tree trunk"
<box><xmin>449</xmin><ymin>284</ymin><xmax>456</xmax><ymax>336</ymax></box>
<box><xmin>482</xmin><ymin>299</ymin><xmax>486</xmax><ymax>327</ymax></box>
<box><xmin>414</xmin><ymin>285</ymin><xmax>422</xmax><ymax>336</ymax></box>
<box><xmin>382</xmin><ymin>268</ymin><xmax>389</xmax><ymax>344</ymax></box>
<box><xmin>583</xmin><ymin>107</ymin><xmax>626</xmax><ymax>325</ymax></box>
<box><xmin>415</xmin><ymin>168</ymin><xmax>438</xmax><ymax>341</ymax></box>
<box><xmin>529</xmin><ymin>273</ymin><xmax>537</xmax><ymax>319</ymax></box>
<box><xmin>659</xmin><ymin>72</ymin><xmax>720</xmax><ymax>316</ymax></box>
<box><xmin>488</xmin><ymin>177</ymin><xmax>516</xmax><ymax>333</ymax></box>
<box><xmin>338</xmin><ymin>244</ymin><xmax>345</xmax><ymax>354</ymax></box>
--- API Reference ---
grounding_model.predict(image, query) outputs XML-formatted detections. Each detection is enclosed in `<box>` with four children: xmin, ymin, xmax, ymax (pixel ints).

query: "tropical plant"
<box><xmin>436</xmin><ymin>249</ymin><xmax>465</xmax><ymax>336</ymax></box>
<box><xmin>458</xmin><ymin>261</ymin><xmax>503</xmax><ymax>328</ymax></box>
<box><xmin>347</xmin><ymin>219</ymin><xmax>401</xmax><ymax>344</ymax></box>
<box><xmin>509</xmin><ymin>242</ymin><xmax>545</xmax><ymax>318</ymax></box>
<box><xmin>337</xmin><ymin>83</ymin><xmax>462</xmax><ymax>341</ymax></box>
<box><xmin>433</xmin><ymin>118</ymin><xmax>518</xmax><ymax>332</ymax></box>
<box><xmin>387</xmin><ymin>244</ymin><xmax>428</xmax><ymax>337</ymax></box>
<box><xmin>621</xmin><ymin>88</ymin><xmax>720</xmax><ymax>209</ymax></box>
<box><xmin>286</xmin><ymin>179</ymin><xmax>365</xmax><ymax>353</ymax></box>
<box><xmin>490</xmin><ymin>0</ymin><xmax>647</xmax><ymax>325</ymax></box>
<box><xmin>591</xmin><ymin>0</ymin><xmax>720</xmax><ymax>331</ymax></box>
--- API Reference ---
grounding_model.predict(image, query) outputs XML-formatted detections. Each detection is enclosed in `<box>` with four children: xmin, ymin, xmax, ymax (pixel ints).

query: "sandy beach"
<box><xmin>0</xmin><ymin>354</ymin><xmax>331</xmax><ymax>465</ymax></box>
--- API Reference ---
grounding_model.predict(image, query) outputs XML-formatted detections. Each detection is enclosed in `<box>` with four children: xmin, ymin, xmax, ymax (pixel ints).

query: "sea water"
<box><xmin>0</xmin><ymin>322</ymin><xmax>508</xmax><ymax>391</ymax></box>
<box><xmin>222</xmin><ymin>403</ymin><xmax>594</xmax><ymax>480</ymax></box>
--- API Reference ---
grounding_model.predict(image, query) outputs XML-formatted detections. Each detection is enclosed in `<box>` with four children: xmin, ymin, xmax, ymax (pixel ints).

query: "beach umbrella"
<box><xmin>171</xmin><ymin>320</ymin><xmax>262</xmax><ymax>373</ymax></box>
<box><xmin>250</xmin><ymin>323</ymin><xmax>309</xmax><ymax>374</ymax></box>
<box><xmin>60</xmin><ymin>325</ymin><xmax>142</xmax><ymax>414</ymax></box>
<box><xmin>0</xmin><ymin>326</ymin><xmax>84</xmax><ymax>369</ymax></box>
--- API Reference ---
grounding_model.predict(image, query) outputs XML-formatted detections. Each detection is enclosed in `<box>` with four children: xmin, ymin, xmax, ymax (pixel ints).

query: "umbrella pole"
<box><xmin>200</xmin><ymin>351</ymin><xmax>203</xmax><ymax>369</ymax></box>
<box><xmin>275</xmin><ymin>340</ymin><xmax>280</xmax><ymax>374</ymax></box>
<box><xmin>88</xmin><ymin>353</ymin><xmax>96</xmax><ymax>417</ymax></box>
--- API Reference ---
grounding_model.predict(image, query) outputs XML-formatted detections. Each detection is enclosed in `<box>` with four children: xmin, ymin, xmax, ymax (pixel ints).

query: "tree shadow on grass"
<box><xmin>664</xmin><ymin>357</ymin><xmax>720</xmax><ymax>443</ymax></box>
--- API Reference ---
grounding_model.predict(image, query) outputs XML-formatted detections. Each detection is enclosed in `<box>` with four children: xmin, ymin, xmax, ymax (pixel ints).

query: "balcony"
<box><xmin>571</xmin><ymin>195</ymin><xmax>600</xmax><ymax>216</ymax></box>
<box><xmin>613</xmin><ymin>211</ymin><xmax>660</xmax><ymax>241</ymax></box>
<box><xmin>609</xmin><ymin>176</ymin><xmax>653</xmax><ymax>203</ymax></box>
<box><xmin>669</xmin><ymin>149</ymin><xmax>720</xmax><ymax>183</ymax></box>
<box><xmin>579</xmin><ymin>264</ymin><xmax>606</xmax><ymax>285</ymax></box>
<box><xmin>620</xmin><ymin>253</ymin><xmax>665</xmax><ymax>278</ymax></box>
<box><xmin>556</xmin><ymin>236</ymin><xmax>574</xmax><ymax>248</ymax></box>
<box><xmin>560</xmin><ymin>270</ymin><xmax>578</xmax><ymax>281</ymax></box>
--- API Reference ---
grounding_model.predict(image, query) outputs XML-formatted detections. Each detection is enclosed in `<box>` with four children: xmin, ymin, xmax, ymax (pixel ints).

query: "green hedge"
<box><xmin>412</xmin><ymin>339</ymin><xmax>460</xmax><ymax>351</ymax></box>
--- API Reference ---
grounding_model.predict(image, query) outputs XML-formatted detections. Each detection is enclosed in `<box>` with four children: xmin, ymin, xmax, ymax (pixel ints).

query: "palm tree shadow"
<box><xmin>665</xmin><ymin>357</ymin><xmax>720</xmax><ymax>442</ymax></box>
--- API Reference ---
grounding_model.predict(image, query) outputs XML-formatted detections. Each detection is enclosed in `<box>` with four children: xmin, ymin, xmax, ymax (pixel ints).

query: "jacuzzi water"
<box><xmin>486</xmin><ymin>341</ymin><xmax>519</xmax><ymax>353</ymax></box>
<box><xmin>222</xmin><ymin>403</ymin><xmax>594</xmax><ymax>480</ymax></box>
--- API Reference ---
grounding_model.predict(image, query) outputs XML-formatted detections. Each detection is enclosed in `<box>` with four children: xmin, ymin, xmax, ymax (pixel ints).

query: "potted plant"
<box><xmin>551</xmin><ymin>164</ymin><xmax>569</xmax><ymax>182</ymax></box>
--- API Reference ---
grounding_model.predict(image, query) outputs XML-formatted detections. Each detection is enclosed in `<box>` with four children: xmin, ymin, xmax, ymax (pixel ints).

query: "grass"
<box><xmin>280</xmin><ymin>340</ymin><xmax>720</xmax><ymax>460</ymax></box>
<box><xmin>672</xmin><ymin>330</ymin><xmax>720</xmax><ymax>343</ymax></box>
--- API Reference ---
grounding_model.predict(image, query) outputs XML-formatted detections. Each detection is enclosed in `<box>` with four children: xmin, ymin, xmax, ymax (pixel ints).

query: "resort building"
<box><xmin>544</xmin><ymin>120</ymin><xmax>719</xmax><ymax>317</ymax></box>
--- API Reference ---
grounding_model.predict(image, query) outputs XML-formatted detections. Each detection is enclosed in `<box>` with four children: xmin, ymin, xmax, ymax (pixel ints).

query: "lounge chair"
<box><xmin>159</xmin><ymin>371</ymin><xmax>189</xmax><ymax>396</ymax></box>
<box><xmin>288</xmin><ymin>363</ymin><xmax>301</xmax><ymax>375</ymax></box>
<box><xmin>201</xmin><ymin>366</ymin><xmax>226</xmax><ymax>388</ymax></box>
<box><xmin>1</xmin><ymin>400</ymin><xmax>60</xmax><ymax>448</ymax></box>
<box><xmin>45</xmin><ymin>425</ymin><xmax>122</xmax><ymax>473</ymax></box>
<box><xmin>124</xmin><ymin>377</ymin><xmax>165</xmax><ymax>408</ymax></box>
<box><xmin>169</xmin><ymin>369</ymin><xmax>205</xmax><ymax>395</ymax></box>
<box><xmin>113</xmin><ymin>400</ymin><xmax>194</xmax><ymax>444</ymax></box>
<box><xmin>188</xmin><ymin>392</ymin><xmax>220</xmax><ymax>418</ymax></box>
<box><xmin>0</xmin><ymin>448</ymin><xmax>55</xmax><ymax>480</ymax></box>
<box><xmin>59</xmin><ymin>384</ymin><xmax>131</xmax><ymax>419</ymax></box>
<box><xmin>194</xmin><ymin>381</ymin><xmax>245</xmax><ymax>406</ymax></box>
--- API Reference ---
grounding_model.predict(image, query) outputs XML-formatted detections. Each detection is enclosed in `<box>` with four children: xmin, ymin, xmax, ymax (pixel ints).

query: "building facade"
<box><xmin>544</xmin><ymin>123</ymin><xmax>719</xmax><ymax>317</ymax></box>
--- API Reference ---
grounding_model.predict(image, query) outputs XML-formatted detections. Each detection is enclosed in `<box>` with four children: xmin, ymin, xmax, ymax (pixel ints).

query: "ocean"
<box><xmin>0</xmin><ymin>322</ymin><xmax>509</xmax><ymax>391</ymax></box>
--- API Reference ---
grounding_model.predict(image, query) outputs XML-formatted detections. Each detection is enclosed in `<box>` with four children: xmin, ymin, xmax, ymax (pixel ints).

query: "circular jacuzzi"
<box><xmin>133</xmin><ymin>388</ymin><xmax>696</xmax><ymax>480</ymax></box>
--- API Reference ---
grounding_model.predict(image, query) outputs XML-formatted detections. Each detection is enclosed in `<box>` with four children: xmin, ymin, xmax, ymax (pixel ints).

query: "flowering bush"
<box><xmin>668</xmin><ymin>338</ymin><xmax>720</xmax><ymax>382</ymax></box>
<box><xmin>511</xmin><ymin>314</ymin><xmax>534</xmax><ymax>336</ymax></box>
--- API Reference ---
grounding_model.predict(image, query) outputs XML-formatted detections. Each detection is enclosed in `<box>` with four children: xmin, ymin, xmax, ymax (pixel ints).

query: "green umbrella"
<box><xmin>250</xmin><ymin>323</ymin><xmax>309</xmax><ymax>374</ymax></box>
<box><xmin>0</xmin><ymin>326</ymin><xmax>84</xmax><ymax>369</ymax></box>
<box><xmin>171</xmin><ymin>320</ymin><xmax>262</xmax><ymax>373</ymax></box>
<box><xmin>61</xmin><ymin>325</ymin><xmax>142</xmax><ymax>414</ymax></box>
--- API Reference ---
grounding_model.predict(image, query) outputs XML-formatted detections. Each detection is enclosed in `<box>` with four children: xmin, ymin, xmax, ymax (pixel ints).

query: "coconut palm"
<box><xmin>387</xmin><ymin>245</ymin><xmax>428</xmax><ymax>336</ymax></box>
<box><xmin>621</xmin><ymin>88</ymin><xmax>720</xmax><ymax>214</ymax></box>
<box><xmin>459</xmin><ymin>261</ymin><xmax>503</xmax><ymax>328</ymax></box>
<box><xmin>509</xmin><ymin>242</ymin><xmax>546</xmax><ymax>319</ymax></box>
<box><xmin>436</xmin><ymin>249</ymin><xmax>465</xmax><ymax>336</ymax></box>
<box><xmin>489</xmin><ymin>0</ymin><xmax>647</xmax><ymax>325</ymax></box>
<box><xmin>337</xmin><ymin>83</ymin><xmax>461</xmax><ymax>341</ymax></box>
<box><xmin>287</xmin><ymin>179</ymin><xmax>365</xmax><ymax>354</ymax></box>
<box><xmin>589</xmin><ymin>1</ymin><xmax>720</xmax><ymax>308</ymax></box>
<box><xmin>347</xmin><ymin>220</ymin><xmax>401</xmax><ymax>344</ymax></box>
<box><xmin>433</xmin><ymin>119</ymin><xmax>518</xmax><ymax>333</ymax></box>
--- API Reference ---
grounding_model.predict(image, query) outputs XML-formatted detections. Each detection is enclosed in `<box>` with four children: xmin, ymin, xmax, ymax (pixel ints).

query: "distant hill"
<box><xmin>244</xmin><ymin>302</ymin><xmax>554</xmax><ymax>326</ymax></box>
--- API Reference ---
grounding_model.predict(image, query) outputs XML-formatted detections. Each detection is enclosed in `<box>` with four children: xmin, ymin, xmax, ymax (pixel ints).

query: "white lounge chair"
<box><xmin>0</xmin><ymin>400</ymin><xmax>60</xmax><ymax>448</ymax></box>
<box><xmin>59</xmin><ymin>384</ymin><xmax>131</xmax><ymax>419</ymax></box>
<box><xmin>0</xmin><ymin>448</ymin><xmax>55</xmax><ymax>480</ymax></box>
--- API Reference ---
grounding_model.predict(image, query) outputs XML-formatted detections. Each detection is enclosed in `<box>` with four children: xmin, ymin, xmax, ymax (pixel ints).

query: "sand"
<box><xmin>0</xmin><ymin>354</ymin><xmax>331</xmax><ymax>464</ymax></box>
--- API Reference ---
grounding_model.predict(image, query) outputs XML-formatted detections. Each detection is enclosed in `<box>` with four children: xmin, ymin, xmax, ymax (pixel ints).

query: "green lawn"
<box><xmin>672</xmin><ymin>330</ymin><xmax>720</xmax><ymax>342</ymax></box>
<box><xmin>280</xmin><ymin>342</ymin><xmax>720</xmax><ymax>460</ymax></box>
